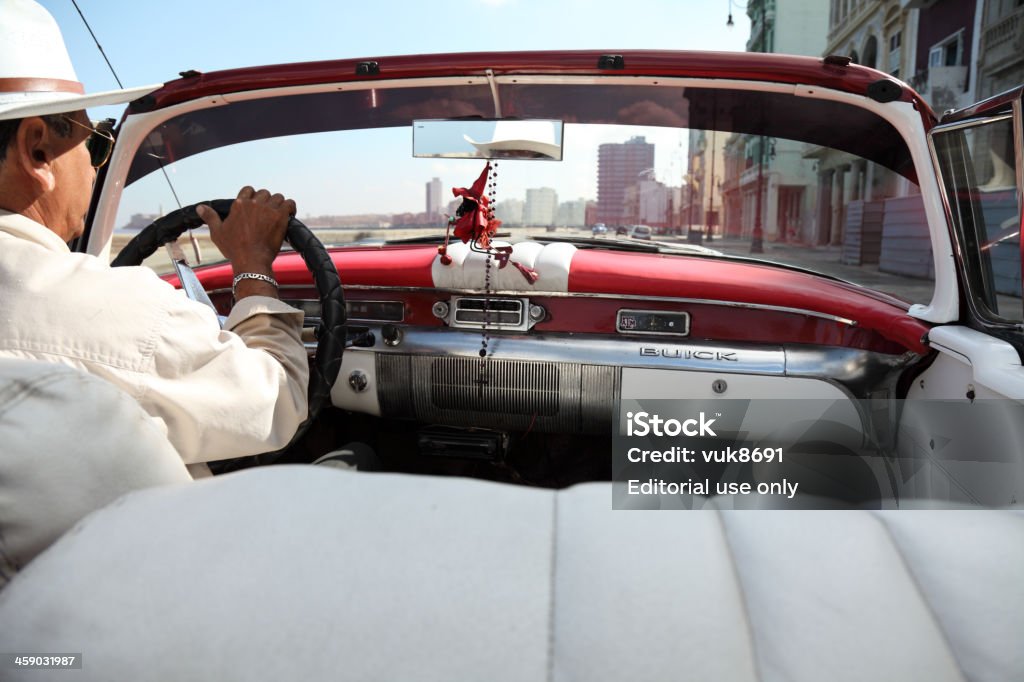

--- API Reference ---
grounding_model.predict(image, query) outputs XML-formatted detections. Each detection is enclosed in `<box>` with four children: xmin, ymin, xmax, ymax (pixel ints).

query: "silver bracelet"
<box><xmin>232</xmin><ymin>272</ymin><xmax>279</xmax><ymax>297</ymax></box>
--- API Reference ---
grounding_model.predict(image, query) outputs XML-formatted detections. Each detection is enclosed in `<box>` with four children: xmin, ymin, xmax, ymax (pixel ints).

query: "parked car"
<box><xmin>591</xmin><ymin>223</ymin><xmax>608</xmax><ymax>235</ymax></box>
<box><xmin>3</xmin><ymin>49</ymin><xmax>1023</xmax><ymax>680</ymax></box>
<box><xmin>628</xmin><ymin>224</ymin><xmax>653</xmax><ymax>240</ymax></box>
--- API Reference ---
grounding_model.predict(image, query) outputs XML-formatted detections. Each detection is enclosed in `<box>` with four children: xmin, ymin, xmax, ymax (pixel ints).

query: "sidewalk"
<box><xmin>667</xmin><ymin>235</ymin><xmax>936</xmax><ymax>304</ymax></box>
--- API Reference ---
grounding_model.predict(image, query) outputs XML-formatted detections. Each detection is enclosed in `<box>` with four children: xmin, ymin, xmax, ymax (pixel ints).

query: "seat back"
<box><xmin>0</xmin><ymin>465</ymin><xmax>1020</xmax><ymax>681</ymax></box>
<box><xmin>0</xmin><ymin>358</ymin><xmax>191</xmax><ymax>588</ymax></box>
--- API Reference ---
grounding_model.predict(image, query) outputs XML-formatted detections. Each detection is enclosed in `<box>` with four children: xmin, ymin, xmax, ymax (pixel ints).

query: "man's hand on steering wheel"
<box><xmin>197</xmin><ymin>186</ymin><xmax>295</xmax><ymax>301</ymax></box>
<box><xmin>111</xmin><ymin>192</ymin><xmax>346</xmax><ymax>454</ymax></box>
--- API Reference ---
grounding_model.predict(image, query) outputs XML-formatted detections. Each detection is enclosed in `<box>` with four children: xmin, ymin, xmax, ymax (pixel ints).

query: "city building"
<box><xmin>597</xmin><ymin>137</ymin><xmax>655</xmax><ymax>227</ymax></box>
<box><xmin>719</xmin><ymin>0</ymin><xmax>1021</xmax><ymax>268</ymax></box>
<box><xmin>975</xmin><ymin>0</ymin><xmax>1024</xmax><ymax>100</ymax></box>
<box><xmin>524</xmin><ymin>188</ymin><xmax>558</xmax><ymax>227</ymax></box>
<box><xmin>812</xmin><ymin>1</ymin><xmax>988</xmax><ymax>279</ymax></box>
<box><xmin>685</xmin><ymin>129</ymin><xmax>727</xmax><ymax>238</ymax></box>
<box><xmin>425</xmin><ymin>177</ymin><xmax>443</xmax><ymax>219</ymax></box>
<box><xmin>720</xmin><ymin>0</ymin><xmax>829</xmax><ymax>244</ymax></box>
<box><xmin>494</xmin><ymin>198</ymin><xmax>524</xmax><ymax>227</ymax></box>
<box><xmin>749</xmin><ymin>0</ymin><xmax>830</xmax><ymax>55</ymax></box>
<box><xmin>908</xmin><ymin>0</ymin><xmax>980</xmax><ymax>113</ymax></box>
<box><xmin>556</xmin><ymin>199</ymin><xmax>588</xmax><ymax>228</ymax></box>
<box><xmin>624</xmin><ymin>177</ymin><xmax>674</xmax><ymax>230</ymax></box>
<box><xmin>810</xmin><ymin>1</ymin><xmax>923</xmax><ymax>253</ymax></box>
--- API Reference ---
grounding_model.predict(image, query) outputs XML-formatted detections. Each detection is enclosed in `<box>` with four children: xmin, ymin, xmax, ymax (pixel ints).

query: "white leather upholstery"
<box><xmin>0</xmin><ymin>358</ymin><xmax>191</xmax><ymax>588</ymax></box>
<box><xmin>431</xmin><ymin>240</ymin><xmax>576</xmax><ymax>291</ymax></box>
<box><xmin>0</xmin><ymin>466</ymin><xmax>1019</xmax><ymax>681</ymax></box>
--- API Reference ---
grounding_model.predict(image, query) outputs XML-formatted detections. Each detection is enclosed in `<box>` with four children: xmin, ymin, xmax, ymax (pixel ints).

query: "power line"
<box><xmin>70</xmin><ymin>0</ymin><xmax>182</xmax><ymax>210</ymax></box>
<box><xmin>70</xmin><ymin>0</ymin><xmax>123</xmax><ymax>88</ymax></box>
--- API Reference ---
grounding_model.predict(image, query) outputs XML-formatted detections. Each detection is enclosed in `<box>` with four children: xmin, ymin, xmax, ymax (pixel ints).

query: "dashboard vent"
<box><xmin>450</xmin><ymin>296</ymin><xmax>528</xmax><ymax>331</ymax></box>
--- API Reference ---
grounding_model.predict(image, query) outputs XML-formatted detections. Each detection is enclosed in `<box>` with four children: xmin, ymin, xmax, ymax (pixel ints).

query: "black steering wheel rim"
<box><xmin>111</xmin><ymin>199</ymin><xmax>345</xmax><ymax>446</ymax></box>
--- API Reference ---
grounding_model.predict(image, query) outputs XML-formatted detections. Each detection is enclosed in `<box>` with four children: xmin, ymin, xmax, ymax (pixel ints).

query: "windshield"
<box><xmin>114</xmin><ymin>79</ymin><xmax>930</xmax><ymax>303</ymax></box>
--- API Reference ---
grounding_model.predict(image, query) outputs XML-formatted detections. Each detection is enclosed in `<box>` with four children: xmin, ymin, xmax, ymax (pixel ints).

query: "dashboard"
<box><xmin>196</xmin><ymin>240</ymin><xmax>931</xmax><ymax>441</ymax></box>
<box><xmin>204</xmin><ymin>286</ymin><xmax>922</xmax><ymax>436</ymax></box>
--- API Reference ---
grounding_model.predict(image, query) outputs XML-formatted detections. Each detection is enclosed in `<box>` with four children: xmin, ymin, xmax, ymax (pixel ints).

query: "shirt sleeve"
<box><xmin>137</xmin><ymin>293</ymin><xmax>310</xmax><ymax>463</ymax></box>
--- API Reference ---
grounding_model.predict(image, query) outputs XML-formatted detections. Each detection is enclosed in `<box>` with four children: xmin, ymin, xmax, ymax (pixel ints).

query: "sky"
<box><xmin>38</xmin><ymin>0</ymin><xmax>753</xmax><ymax>221</ymax></box>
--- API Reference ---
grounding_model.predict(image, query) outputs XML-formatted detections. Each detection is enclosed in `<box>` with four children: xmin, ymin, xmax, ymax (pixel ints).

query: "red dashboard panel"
<box><xmin>184</xmin><ymin>244</ymin><xmax>931</xmax><ymax>354</ymax></box>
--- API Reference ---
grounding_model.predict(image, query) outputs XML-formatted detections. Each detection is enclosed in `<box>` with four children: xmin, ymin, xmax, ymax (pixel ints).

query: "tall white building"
<box><xmin>556</xmin><ymin>199</ymin><xmax>587</xmax><ymax>227</ymax></box>
<box><xmin>749</xmin><ymin>0</ymin><xmax>830</xmax><ymax>56</ymax></box>
<box><xmin>524</xmin><ymin>188</ymin><xmax>558</xmax><ymax>227</ymax></box>
<box><xmin>495</xmin><ymin>198</ymin><xmax>524</xmax><ymax>226</ymax></box>
<box><xmin>426</xmin><ymin>177</ymin><xmax>443</xmax><ymax>218</ymax></box>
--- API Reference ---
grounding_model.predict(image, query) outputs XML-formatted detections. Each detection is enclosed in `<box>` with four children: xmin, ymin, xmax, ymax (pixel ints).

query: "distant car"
<box><xmin>628</xmin><ymin>225</ymin><xmax>653</xmax><ymax>240</ymax></box>
<box><xmin>591</xmin><ymin>223</ymin><xmax>607</xmax><ymax>235</ymax></box>
<box><xmin>615</xmin><ymin>225</ymin><xmax>629</xmax><ymax>235</ymax></box>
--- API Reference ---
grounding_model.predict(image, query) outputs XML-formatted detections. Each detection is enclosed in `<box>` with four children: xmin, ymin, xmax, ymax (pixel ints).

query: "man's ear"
<box><xmin>14</xmin><ymin>118</ymin><xmax>57</xmax><ymax>193</ymax></box>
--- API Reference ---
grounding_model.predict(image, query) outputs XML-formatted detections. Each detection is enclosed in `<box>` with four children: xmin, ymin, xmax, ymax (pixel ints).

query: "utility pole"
<box><xmin>751</xmin><ymin>136</ymin><xmax>765</xmax><ymax>253</ymax></box>
<box><xmin>706</xmin><ymin>129</ymin><xmax>716</xmax><ymax>242</ymax></box>
<box><xmin>750</xmin><ymin>0</ymin><xmax>770</xmax><ymax>254</ymax></box>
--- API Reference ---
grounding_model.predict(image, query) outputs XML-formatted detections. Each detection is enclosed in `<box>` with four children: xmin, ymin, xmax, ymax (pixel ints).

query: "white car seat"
<box><xmin>0</xmin><ymin>358</ymin><xmax>191</xmax><ymax>589</ymax></box>
<box><xmin>0</xmin><ymin>465</ymin><xmax>1020</xmax><ymax>681</ymax></box>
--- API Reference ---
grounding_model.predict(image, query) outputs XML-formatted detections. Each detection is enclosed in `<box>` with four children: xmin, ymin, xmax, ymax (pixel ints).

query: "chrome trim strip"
<box><xmin>245</xmin><ymin>284</ymin><xmax>858</xmax><ymax>326</ymax></box>
<box><xmin>339</xmin><ymin>325</ymin><xmax>786</xmax><ymax>374</ymax></box>
<box><xmin>929</xmin><ymin>112</ymin><xmax>1013</xmax><ymax>134</ymax></box>
<box><xmin>309</xmin><ymin>333</ymin><xmax>914</xmax><ymax>400</ymax></box>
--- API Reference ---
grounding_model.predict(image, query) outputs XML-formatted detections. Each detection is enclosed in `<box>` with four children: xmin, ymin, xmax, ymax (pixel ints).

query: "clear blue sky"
<box><xmin>43</xmin><ymin>0</ymin><xmax>752</xmax><ymax>113</ymax></box>
<box><xmin>39</xmin><ymin>0</ymin><xmax>754</xmax><ymax>221</ymax></box>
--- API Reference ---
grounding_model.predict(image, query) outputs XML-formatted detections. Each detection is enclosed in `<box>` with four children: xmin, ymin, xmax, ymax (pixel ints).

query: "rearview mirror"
<box><xmin>413</xmin><ymin>119</ymin><xmax>564</xmax><ymax>160</ymax></box>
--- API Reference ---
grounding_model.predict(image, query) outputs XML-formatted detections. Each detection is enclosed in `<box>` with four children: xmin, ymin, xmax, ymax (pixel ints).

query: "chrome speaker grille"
<box><xmin>376</xmin><ymin>354</ymin><xmax>617</xmax><ymax>433</ymax></box>
<box><xmin>430</xmin><ymin>357</ymin><xmax>559</xmax><ymax>415</ymax></box>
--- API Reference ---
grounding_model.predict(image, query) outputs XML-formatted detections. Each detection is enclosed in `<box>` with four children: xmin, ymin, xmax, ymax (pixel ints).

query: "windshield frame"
<box><xmin>88</xmin><ymin>69</ymin><xmax>957</xmax><ymax>323</ymax></box>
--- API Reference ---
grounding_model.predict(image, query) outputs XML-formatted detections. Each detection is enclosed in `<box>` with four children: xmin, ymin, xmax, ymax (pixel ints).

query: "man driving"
<box><xmin>0</xmin><ymin>0</ymin><xmax>309</xmax><ymax>465</ymax></box>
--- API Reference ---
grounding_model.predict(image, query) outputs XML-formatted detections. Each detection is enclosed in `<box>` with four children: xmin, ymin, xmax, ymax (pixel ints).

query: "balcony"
<box><xmin>981</xmin><ymin>7</ymin><xmax>1024</xmax><ymax>74</ymax></box>
<box><xmin>911</xmin><ymin>66</ymin><xmax>969</xmax><ymax>112</ymax></box>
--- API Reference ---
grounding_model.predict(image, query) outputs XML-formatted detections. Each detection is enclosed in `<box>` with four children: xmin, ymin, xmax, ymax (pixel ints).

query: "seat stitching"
<box><xmin>868</xmin><ymin>512</ymin><xmax>968</xmax><ymax>682</ymax></box>
<box><xmin>715</xmin><ymin>508</ymin><xmax>764</xmax><ymax>682</ymax></box>
<box><xmin>545</xmin><ymin>492</ymin><xmax>559</xmax><ymax>682</ymax></box>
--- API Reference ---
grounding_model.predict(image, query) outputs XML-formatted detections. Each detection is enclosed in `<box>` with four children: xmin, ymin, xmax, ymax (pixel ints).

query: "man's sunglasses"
<box><xmin>62</xmin><ymin>116</ymin><xmax>116</xmax><ymax>169</ymax></box>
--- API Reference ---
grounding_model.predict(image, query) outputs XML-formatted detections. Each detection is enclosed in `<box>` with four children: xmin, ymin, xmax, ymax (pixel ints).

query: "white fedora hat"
<box><xmin>0</xmin><ymin>0</ymin><xmax>160</xmax><ymax>121</ymax></box>
<box><xmin>464</xmin><ymin>120</ymin><xmax>562</xmax><ymax>160</ymax></box>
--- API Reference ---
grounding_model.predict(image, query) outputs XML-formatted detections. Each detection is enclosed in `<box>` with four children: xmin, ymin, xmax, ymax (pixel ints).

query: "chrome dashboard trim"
<box><xmin>323</xmin><ymin>326</ymin><xmax>921</xmax><ymax>427</ymax></box>
<box><xmin>448</xmin><ymin>296</ymin><xmax>534</xmax><ymax>331</ymax></box>
<box><xmin>252</xmin><ymin>284</ymin><xmax>858</xmax><ymax>326</ymax></box>
<box><xmin>345</xmin><ymin>326</ymin><xmax>787</xmax><ymax>374</ymax></box>
<box><xmin>318</xmin><ymin>326</ymin><xmax>919</xmax><ymax>398</ymax></box>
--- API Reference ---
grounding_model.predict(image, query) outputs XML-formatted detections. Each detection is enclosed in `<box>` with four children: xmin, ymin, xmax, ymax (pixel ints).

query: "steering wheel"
<box><xmin>111</xmin><ymin>199</ymin><xmax>346</xmax><ymax>444</ymax></box>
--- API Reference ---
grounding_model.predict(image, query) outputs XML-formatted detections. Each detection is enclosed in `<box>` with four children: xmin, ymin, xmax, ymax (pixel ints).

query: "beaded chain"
<box><xmin>477</xmin><ymin>161</ymin><xmax>498</xmax><ymax>395</ymax></box>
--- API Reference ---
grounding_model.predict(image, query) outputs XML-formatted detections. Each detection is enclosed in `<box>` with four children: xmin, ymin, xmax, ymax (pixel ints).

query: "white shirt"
<box><xmin>0</xmin><ymin>211</ymin><xmax>309</xmax><ymax>463</ymax></box>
